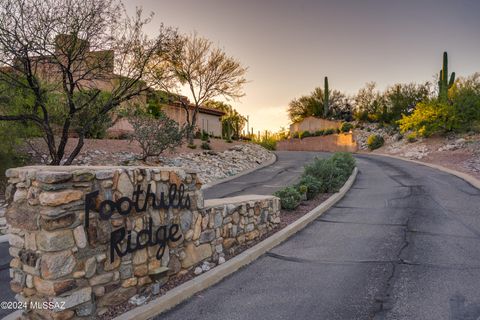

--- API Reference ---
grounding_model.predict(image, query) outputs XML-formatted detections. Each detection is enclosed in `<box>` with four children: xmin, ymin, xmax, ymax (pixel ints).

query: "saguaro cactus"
<box><xmin>438</xmin><ymin>51</ymin><xmax>455</xmax><ymax>100</ymax></box>
<box><xmin>323</xmin><ymin>76</ymin><xmax>330</xmax><ymax>117</ymax></box>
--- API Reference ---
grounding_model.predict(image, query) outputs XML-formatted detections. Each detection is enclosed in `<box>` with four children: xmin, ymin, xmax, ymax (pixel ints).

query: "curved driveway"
<box><xmin>157</xmin><ymin>153</ymin><xmax>480</xmax><ymax>320</ymax></box>
<box><xmin>204</xmin><ymin>151</ymin><xmax>329</xmax><ymax>199</ymax></box>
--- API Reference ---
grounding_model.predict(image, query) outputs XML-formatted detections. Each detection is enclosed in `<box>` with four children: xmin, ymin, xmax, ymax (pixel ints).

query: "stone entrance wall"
<box><xmin>4</xmin><ymin>166</ymin><xmax>280</xmax><ymax>319</ymax></box>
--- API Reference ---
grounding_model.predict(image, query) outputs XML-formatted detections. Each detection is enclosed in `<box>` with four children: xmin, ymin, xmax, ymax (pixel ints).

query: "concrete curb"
<box><xmin>201</xmin><ymin>153</ymin><xmax>277</xmax><ymax>190</ymax></box>
<box><xmin>114</xmin><ymin>167</ymin><xmax>358</xmax><ymax>320</ymax></box>
<box><xmin>371</xmin><ymin>153</ymin><xmax>480</xmax><ymax>190</ymax></box>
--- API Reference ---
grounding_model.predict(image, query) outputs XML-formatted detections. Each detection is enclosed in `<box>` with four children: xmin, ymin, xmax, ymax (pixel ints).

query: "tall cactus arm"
<box><xmin>448</xmin><ymin>72</ymin><xmax>456</xmax><ymax>89</ymax></box>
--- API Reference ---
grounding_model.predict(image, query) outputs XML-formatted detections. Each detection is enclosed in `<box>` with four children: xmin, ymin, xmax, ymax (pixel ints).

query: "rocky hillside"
<box><xmin>160</xmin><ymin>144</ymin><xmax>273</xmax><ymax>185</ymax></box>
<box><xmin>354</xmin><ymin>123</ymin><xmax>480</xmax><ymax>178</ymax></box>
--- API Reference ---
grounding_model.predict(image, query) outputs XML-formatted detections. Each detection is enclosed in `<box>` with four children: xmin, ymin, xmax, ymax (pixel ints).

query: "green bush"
<box><xmin>274</xmin><ymin>186</ymin><xmax>302</xmax><ymax>210</ymax></box>
<box><xmin>275</xmin><ymin>153</ymin><xmax>356</xmax><ymax>210</ymax></box>
<box><xmin>303</xmin><ymin>153</ymin><xmax>355</xmax><ymax>193</ymax></box>
<box><xmin>201</xmin><ymin>142</ymin><xmax>211</xmax><ymax>150</ymax></box>
<box><xmin>314</xmin><ymin>130</ymin><xmax>325</xmax><ymax>136</ymax></box>
<box><xmin>201</xmin><ymin>130</ymin><xmax>210</xmax><ymax>142</ymax></box>
<box><xmin>292</xmin><ymin>132</ymin><xmax>300</xmax><ymax>139</ymax></box>
<box><xmin>398</xmin><ymin>100</ymin><xmax>456</xmax><ymax>137</ymax></box>
<box><xmin>406</xmin><ymin>133</ymin><xmax>417</xmax><ymax>143</ymax></box>
<box><xmin>298</xmin><ymin>175</ymin><xmax>324</xmax><ymax>199</ymax></box>
<box><xmin>301</xmin><ymin>131</ymin><xmax>312</xmax><ymax>139</ymax></box>
<box><xmin>331</xmin><ymin>152</ymin><xmax>356</xmax><ymax>179</ymax></box>
<box><xmin>367</xmin><ymin>134</ymin><xmax>384</xmax><ymax>150</ymax></box>
<box><xmin>340</xmin><ymin>122</ymin><xmax>354</xmax><ymax>133</ymax></box>
<box><xmin>324</xmin><ymin>128</ymin><xmax>335</xmax><ymax>135</ymax></box>
<box><xmin>187</xmin><ymin>144</ymin><xmax>197</xmax><ymax>149</ymax></box>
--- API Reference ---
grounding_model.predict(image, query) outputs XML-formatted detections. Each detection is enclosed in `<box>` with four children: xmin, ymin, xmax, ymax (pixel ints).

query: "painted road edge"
<box><xmin>113</xmin><ymin>167</ymin><xmax>358</xmax><ymax>320</ymax></box>
<box><xmin>201</xmin><ymin>152</ymin><xmax>277</xmax><ymax>190</ymax></box>
<box><xmin>371</xmin><ymin>153</ymin><xmax>480</xmax><ymax>190</ymax></box>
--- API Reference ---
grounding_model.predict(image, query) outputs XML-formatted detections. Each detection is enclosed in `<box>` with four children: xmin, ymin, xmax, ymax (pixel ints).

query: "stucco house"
<box><xmin>5</xmin><ymin>33</ymin><xmax>225</xmax><ymax>138</ymax></box>
<box><xmin>107</xmin><ymin>97</ymin><xmax>225</xmax><ymax>138</ymax></box>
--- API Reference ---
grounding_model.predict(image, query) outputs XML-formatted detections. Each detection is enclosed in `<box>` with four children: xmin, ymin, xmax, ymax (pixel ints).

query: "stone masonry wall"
<box><xmin>4</xmin><ymin>166</ymin><xmax>280</xmax><ymax>319</ymax></box>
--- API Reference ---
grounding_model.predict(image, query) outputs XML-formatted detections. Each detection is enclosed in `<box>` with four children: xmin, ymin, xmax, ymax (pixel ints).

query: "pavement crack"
<box><xmin>372</xmin><ymin>213</ymin><xmax>411</xmax><ymax>320</ymax></box>
<box><xmin>265</xmin><ymin>252</ymin><xmax>394</xmax><ymax>266</ymax></box>
<box><xmin>314</xmin><ymin>218</ymin><xmax>405</xmax><ymax>227</ymax></box>
<box><xmin>265</xmin><ymin>252</ymin><xmax>311</xmax><ymax>263</ymax></box>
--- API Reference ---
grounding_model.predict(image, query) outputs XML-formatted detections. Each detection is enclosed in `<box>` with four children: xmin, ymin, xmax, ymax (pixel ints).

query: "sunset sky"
<box><xmin>125</xmin><ymin>0</ymin><xmax>480</xmax><ymax>132</ymax></box>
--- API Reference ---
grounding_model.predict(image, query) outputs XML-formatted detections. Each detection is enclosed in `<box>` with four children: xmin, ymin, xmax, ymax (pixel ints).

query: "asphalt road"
<box><xmin>0</xmin><ymin>241</ymin><xmax>12</xmax><ymax>318</ymax></box>
<box><xmin>157</xmin><ymin>153</ymin><xmax>480</xmax><ymax>320</ymax></box>
<box><xmin>0</xmin><ymin>151</ymin><xmax>327</xmax><ymax>318</ymax></box>
<box><xmin>204</xmin><ymin>151</ymin><xmax>328</xmax><ymax>199</ymax></box>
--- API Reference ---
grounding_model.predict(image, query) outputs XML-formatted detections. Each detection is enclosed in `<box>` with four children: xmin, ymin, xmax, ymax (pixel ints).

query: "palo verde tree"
<box><xmin>155</xmin><ymin>33</ymin><xmax>248</xmax><ymax>145</ymax></box>
<box><xmin>0</xmin><ymin>0</ymin><xmax>181</xmax><ymax>165</ymax></box>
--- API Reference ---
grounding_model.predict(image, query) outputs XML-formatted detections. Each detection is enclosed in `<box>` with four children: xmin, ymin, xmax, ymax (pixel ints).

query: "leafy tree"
<box><xmin>353</xmin><ymin>82</ymin><xmax>385</xmax><ymax>122</ymax></box>
<box><xmin>205</xmin><ymin>100</ymin><xmax>247</xmax><ymax>140</ymax></box>
<box><xmin>0</xmin><ymin>0</ymin><xmax>181</xmax><ymax>164</ymax></box>
<box><xmin>382</xmin><ymin>83</ymin><xmax>431</xmax><ymax>123</ymax></box>
<box><xmin>287</xmin><ymin>87</ymin><xmax>348</xmax><ymax>123</ymax></box>
<box><xmin>155</xmin><ymin>33</ymin><xmax>248</xmax><ymax>144</ymax></box>
<box><xmin>450</xmin><ymin>73</ymin><xmax>480</xmax><ymax>131</ymax></box>
<box><xmin>399</xmin><ymin>74</ymin><xmax>480</xmax><ymax>136</ymax></box>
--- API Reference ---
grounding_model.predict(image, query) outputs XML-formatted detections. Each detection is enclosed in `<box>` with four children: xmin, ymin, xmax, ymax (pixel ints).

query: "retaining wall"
<box><xmin>4</xmin><ymin>166</ymin><xmax>280</xmax><ymax>319</ymax></box>
<box><xmin>276</xmin><ymin>134</ymin><xmax>358</xmax><ymax>152</ymax></box>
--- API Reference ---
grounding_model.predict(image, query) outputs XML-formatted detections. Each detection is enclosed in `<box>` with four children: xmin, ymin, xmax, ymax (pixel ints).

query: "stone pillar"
<box><xmin>4</xmin><ymin>166</ymin><xmax>202</xmax><ymax>319</ymax></box>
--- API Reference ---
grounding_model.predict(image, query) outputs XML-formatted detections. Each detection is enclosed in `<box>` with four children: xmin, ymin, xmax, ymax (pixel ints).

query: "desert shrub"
<box><xmin>367</xmin><ymin>134</ymin><xmax>384</xmax><ymax>150</ymax></box>
<box><xmin>340</xmin><ymin>122</ymin><xmax>353</xmax><ymax>133</ymax></box>
<box><xmin>0</xmin><ymin>122</ymin><xmax>32</xmax><ymax>194</ymax></box>
<box><xmin>201</xmin><ymin>130</ymin><xmax>210</xmax><ymax>142</ymax></box>
<box><xmin>304</xmin><ymin>158</ymin><xmax>349</xmax><ymax>192</ymax></box>
<box><xmin>398</xmin><ymin>100</ymin><xmax>456</xmax><ymax>137</ymax></box>
<box><xmin>301</xmin><ymin>131</ymin><xmax>312</xmax><ymax>139</ymax></box>
<box><xmin>201</xmin><ymin>142</ymin><xmax>211</xmax><ymax>150</ymax></box>
<box><xmin>450</xmin><ymin>75</ymin><xmax>480</xmax><ymax>131</ymax></box>
<box><xmin>324</xmin><ymin>128</ymin><xmax>335</xmax><ymax>135</ymax></box>
<box><xmin>314</xmin><ymin>130</ymin><xmax>324</xmax><ymax>136</ymax></box>
<box><xmin>83</xmin><ymin>112</ymin><xmax>112</xmax><ymax>139</ymax></box>
<box><xmin>274</xmin><ymin>186</ymin><xmax>302</xmax><ymax>210</ymax></box>
<box><xmin>406</xmin><ymin>133</ymin><xmax>417</xmax><ymax>143</ymax></box>
<box><xmin>129</xmin><ymin>111</ymin><xmax>185</xmax><ymax>160</ymax></box>
<box><xmin>331</xmin><ymin>152</ymin><xmax>356</xmax><ymax>178</ymax></box>
<box><xmin>292</xmin><ymin>132</ymin><xmax>300</xmax><ymax>139</ymax></box>
<box><xmin>297</xmin><ymin>175</ymin><xmax>324</xmax><ymax>199</ymax></box>
<box><xmin>187</xmin><ymin>144</ymin><xmax>197</xmax><ymax>149</ymax></box>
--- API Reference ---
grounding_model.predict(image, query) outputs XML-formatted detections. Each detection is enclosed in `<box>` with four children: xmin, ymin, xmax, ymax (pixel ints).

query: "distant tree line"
<box><xmin>288</xmin><ymin>52</ymin><xmax>480</xmax><ymax>138</ymax></box>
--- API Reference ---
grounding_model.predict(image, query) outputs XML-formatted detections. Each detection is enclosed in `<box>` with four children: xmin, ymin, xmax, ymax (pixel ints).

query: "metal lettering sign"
<box><xmin>84</xmin><ymin>183</ymin><xmax>190</xmax><ymax>262</ymax></box>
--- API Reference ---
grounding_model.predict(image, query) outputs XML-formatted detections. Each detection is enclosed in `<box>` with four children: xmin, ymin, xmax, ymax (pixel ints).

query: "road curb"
<box><xmin>371</xmin><ymin>153</ymin><xmax>480</xmax><ymax>190</ymax></box>
<box><xmin>201</xmin><ymin>153</ymin><xmax>277</xmax><ymax>190</ymax></box>
<box><xmin>113</xmin><ymin>167</ymin><xmax>358</xmax><ymax>320</ymax></box>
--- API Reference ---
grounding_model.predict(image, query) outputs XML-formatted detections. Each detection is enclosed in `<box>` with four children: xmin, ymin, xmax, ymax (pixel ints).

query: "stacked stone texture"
<box><xmin>4</xmin><ymin>166</ymin><xmax>280</xmax><ymax>319</ymax></box>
